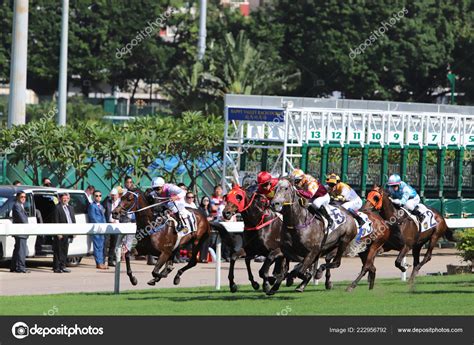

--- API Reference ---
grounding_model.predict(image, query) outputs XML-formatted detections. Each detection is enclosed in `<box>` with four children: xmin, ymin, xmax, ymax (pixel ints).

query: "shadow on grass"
<box><xmin>126</xmin><ymin>294</ymin><xmax>297</xmax><ymax>302</ymax></box>
<box><xmin>402</xmin><ymin>290</ymin><xmax>474</xmax><ymax>295</ymax></box>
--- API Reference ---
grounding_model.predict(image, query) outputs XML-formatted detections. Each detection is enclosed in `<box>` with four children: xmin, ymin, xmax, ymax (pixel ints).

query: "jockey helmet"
<box><xmin>152</xmin><ymin>177</ymin><xmax>165</xmax><ymax>188</ymax></box>
<box><xmin>257</xmin><ymin>171</ymin><xmax>272</xmax><ymax>185</ymax></box>
<box><xmin>387</xmin><ymin>174</ymin><xmax>401</xmax><ymax>186</ymax></box>
<box><xmin>291</xmin><ymin>169</ymin><xmax>305</xmax><ymax>182</ymax></box>
<box><xmin>326</xmin><ymin>173</ymin><xmax>340</xmax><ymax>185</ymax></box>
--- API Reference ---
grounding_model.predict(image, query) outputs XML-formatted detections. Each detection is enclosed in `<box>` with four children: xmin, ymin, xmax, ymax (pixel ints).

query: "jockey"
<box><xmin>326</xmin><ymin>173</ymin><xmax>365</xmax><ymax>227</ymax></box>
<box><xmin>291</xmin><ymin>169</ymin><xmax>333</xmax><ymax>229</ymax></box>
<box><xmin>256</xmin><ymin>171</ymin><xmax>278</xmax><ymax>201</ymax></box>
<box><xmin>386</xmin><ymin>174</ymin><xmax>422</xmax><ymax>221</ymax></box>
<box><xmin>150</xmin><ymin>177</ymin><xmax>194</xmax><ymax>232</ymax></box>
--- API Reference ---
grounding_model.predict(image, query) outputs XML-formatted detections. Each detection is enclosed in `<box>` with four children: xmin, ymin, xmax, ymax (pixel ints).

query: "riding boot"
<box><xmin>307</xmin><ymin>203</ymin><xmax>318</xmax><ymax>215</ymax></box>
<box><xmin>318</xmin><ymin>206</ymin><xmax>334</xmax><ymax>230</ymax></box>
<box><xmin>172</xmin><ymin>213</ymin><xmax>184</xmax><ymax>233</ymax></box>
<box><xmin>348</xmin><ymin>209</ymin><xmax>365</xmax><ymax>227</ymax></box>
<box><xmin>411</xmin><ymin>206</ymin><xmax>423</xmax><ymax>223</ymax></box>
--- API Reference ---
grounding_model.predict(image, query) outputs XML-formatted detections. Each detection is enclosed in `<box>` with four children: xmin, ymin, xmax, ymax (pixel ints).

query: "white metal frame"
<box><xmin>223</xmin><ymin>104</ymin><xmax>474</xmax><ymax>190</ymax></box>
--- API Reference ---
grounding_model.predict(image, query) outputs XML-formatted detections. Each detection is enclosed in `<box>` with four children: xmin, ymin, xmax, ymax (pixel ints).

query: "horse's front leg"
<box><xmin>125</xmin><ymin>251</ymin><xmax>138</xmax><ymax>286</ymax></box>
<box><xmin>228</xmin><ymin>248</ymin><xmax>245</xmax><ymax>293</ymax></box>
<box><xmin>295</xmin><ymin>247</ymin><xmax>321</xmax><ymax>293</ymax></box>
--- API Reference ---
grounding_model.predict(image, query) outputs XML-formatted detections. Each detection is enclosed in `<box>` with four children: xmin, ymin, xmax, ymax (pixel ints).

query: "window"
<box><xmin>0</xmin><ymin>193</ymin><xmax>34</xmax><ymax>219</ymax></box>
<box><xmin>0</xmin><ymin>197</ymin><xmax>13</xmax><ymax>219</ymax></box>
<box><xmin>69</xmin><ymin>193</ymin><xmax>89</xmax><ymax>215</ymax></box>
<box><xmin>23</xmin><ymin>193</ymin><xmax>35</xmax><ymax>217</ymax></box>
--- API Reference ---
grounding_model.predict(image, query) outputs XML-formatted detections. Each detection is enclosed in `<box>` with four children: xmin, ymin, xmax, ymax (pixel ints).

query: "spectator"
<box><xmin>185</xmin><ymin>192</ymin><xmax>197</xmax><ymax>208</ymax></box>
<box><xmin>52</xmin><ymin>192</ymin><xmax>75</xmax><ymax>273</ymax></box>
<box><xmin>10</xmin><ymin>191</ymin><xmax>30</xmax><ymax>273</ymax></box>
<box><xmin>177</xmin><ymin>183</ymin><xmax>188</xmax><ymax>191</ymax></box>
<box><xmin>103</xmin><ymin>188</ymin><xmax>120</xmax><ymax>267</ymax></box>
<box><xmin>35</xmin><ymin>208</ymin><xmax>43</xmax><ymax>224</ymax></box>
<box><xmin>124</xmin><ymin>176</ymin><xmax>135</xmax><ymax>190</ymax></box>
<box><xmin>199</xmin><ymin>196</ymin><xmax>213</xmax><ymax>221</ymax></box>
<box><xmin>42</xmin><ymin>177</ymin><xmax>52</xmax><ymax>187</ymax></box>
<box><xmin>210</xmin><ymin>185</ymin><xmax>225</xmax><ymax>221</ymax></box>
<box><xmin>88</xmin><ymin>190</ymin><xmax>107</xmax><ymax>269</ymax></box>
<box><xmin>12</xmin><ymin>180</ymin><xmax>22</xmax><ymax>186</ymax></box>
<box><xmin>85</xmin><ymin>185</ymin><xmax>95</xmax><ymax>203</ymax></box>
<box><xmin>116</xmin><ymin>186</ymin><xmax>134</xmax><ymax>254</ymax></box>
<box><xmin>198</xmin><ymin>196</ymin><xmax>213</xmax><ymax>263</ymax></box>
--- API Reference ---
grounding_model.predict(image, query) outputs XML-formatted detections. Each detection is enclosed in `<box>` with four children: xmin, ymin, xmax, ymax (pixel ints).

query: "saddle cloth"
<box><xmin>321</xmin><ymin>205</ymin><xmax>347</xmax><ymax>234</ymax></box>
<box><xmin>174</xmin><ymin>211</ymin><xmax>197</xmax><ymax>250</ymax></box>
<box><xmin>356</xmin><ymin>212</ymin><xmax>373</xmax><ymax>239</ymax></box>
<box><xmin>401</xmin><ymin>204</ymin><xmax>438</xmax><ymax>232</ymax></box>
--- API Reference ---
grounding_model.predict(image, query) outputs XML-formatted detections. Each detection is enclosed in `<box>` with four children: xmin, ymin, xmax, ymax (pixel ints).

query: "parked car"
<box><xmin>0</xmin><ymin>185</ymin><xmax>93</xmax><ymax>266</ymax></box>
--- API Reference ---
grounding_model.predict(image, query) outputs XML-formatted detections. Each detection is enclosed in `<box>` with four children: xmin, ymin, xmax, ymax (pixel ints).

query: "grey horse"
<box><xmin>268</xmin><ymin>178</ymin><xmax>357</xmax><ymax>295</ymax></box>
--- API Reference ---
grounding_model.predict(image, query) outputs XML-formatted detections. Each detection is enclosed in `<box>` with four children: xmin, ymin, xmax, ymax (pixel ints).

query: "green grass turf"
<box><xmin>0</xmin><ymin>274</ymin><xmax>472</xmax><ymax>316</ymax></box>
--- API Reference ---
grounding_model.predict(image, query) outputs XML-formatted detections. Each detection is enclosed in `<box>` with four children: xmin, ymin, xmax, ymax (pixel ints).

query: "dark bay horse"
<box><xmin>222</xmin><ymin>185</ymin><xmax>285</xmax><ymax>293</ymax></box>
<box><xmin>269</xmin><ymin>178</ymin><xmax>357</xmax><ymax>294</ymax></box>
<box><xmin>113</xmin><ymin>188</ymin><xmax>233</xmax><ymax>286</ymax></box>
<box><xmin>364</xmin><ymin>187</ymin><xmax>454</xmax><ymax>284</ymax></box>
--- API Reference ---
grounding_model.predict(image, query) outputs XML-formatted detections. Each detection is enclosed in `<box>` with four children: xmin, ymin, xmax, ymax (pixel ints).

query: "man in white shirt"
<box><xmin>104</xmin><ymin>188</ymin><xmax>120</xmax><ymax>266</ymax></box>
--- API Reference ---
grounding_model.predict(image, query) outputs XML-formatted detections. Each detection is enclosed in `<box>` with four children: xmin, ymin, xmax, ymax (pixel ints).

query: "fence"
<box><xmin>0</xmin><ymin>222</ymin><xmax>136</xmax><ymax>294</ymax></box>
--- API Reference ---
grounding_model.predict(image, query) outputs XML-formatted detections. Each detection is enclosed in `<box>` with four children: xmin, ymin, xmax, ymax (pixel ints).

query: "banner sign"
<box><xmin>228</xmin><ymin>107</ymin><xmax>284</xmax><ymax>122</ymax></box>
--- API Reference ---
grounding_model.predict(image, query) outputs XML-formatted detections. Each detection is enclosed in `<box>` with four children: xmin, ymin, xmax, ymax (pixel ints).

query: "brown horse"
<box><xmin>269</xmin><ymin>178</ymin><xmax>357</xmax><ymax>295</ymax></box>
<box><xmin>344</xmin><ymin>207</ymin><xmax>391</xmax><ymax>291</ymax></box>
<box><xmin>113</xmin><ymin>188</ymin><xmax>233</xmax><ymax>286</ymax></box>
<box><xmin>364</xmin><ymin>187</ymin><xmax>454</xmax><ymax>284</ymax></box>
<box><xmin>222</xmin><ymin>185</ymin><xmax>285</xmax><ymax>293</ymax></box>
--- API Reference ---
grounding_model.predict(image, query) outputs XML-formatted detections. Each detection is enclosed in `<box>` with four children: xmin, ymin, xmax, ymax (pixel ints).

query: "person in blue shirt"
<box><xmin>386</xmin><ymin>174</ymin><xmax>422</xmax><ymax>221</ymax></box>
<box><xmin>88</xmin><ymin>190</ymin><xmax>107</xmax><ymax>269</ymax></box>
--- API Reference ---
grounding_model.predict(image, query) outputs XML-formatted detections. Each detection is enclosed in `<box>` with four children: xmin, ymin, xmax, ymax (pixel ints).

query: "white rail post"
<box><xmin>215</xmin><ymin>234</ymin><xmax>222</xmax><ymax>290</ymax></box>
<box><xmin>114</xmin><ymin>235</ymin><xmax>124</xmax><ymax>294</ymax></box>
<box><xmin>401</xmin><ymin>257</ymin><xmax>407</xmax><ymax>281</ymax></box>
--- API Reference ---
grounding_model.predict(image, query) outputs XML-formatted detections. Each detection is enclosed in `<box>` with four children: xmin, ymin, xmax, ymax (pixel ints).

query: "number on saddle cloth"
<box><xmin>418</xmin><ymin>205</ymin><xmax>438</xmax><ymax>232</ymax></box>
<box><xmin>328</xmin><ymin>205</ymin><xmax>346</xmax><ymax>227</ymax></box>
<box><xmin>355</xmin><ymin>212</ymin><xmax>372</xmax><ymax>241</ymax></box>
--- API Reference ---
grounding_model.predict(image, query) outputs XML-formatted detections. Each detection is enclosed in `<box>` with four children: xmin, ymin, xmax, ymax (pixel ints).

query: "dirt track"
<box><xmin>0</xmin><ymin>248</ymin><xmax>465</xmax><ymax>296</ymax></box>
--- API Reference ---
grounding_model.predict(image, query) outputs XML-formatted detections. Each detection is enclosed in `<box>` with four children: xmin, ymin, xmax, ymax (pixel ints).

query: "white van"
<box><xmin>0</xmin><ymin>185</ymin><xmax>93</xmax><ymax>266</ymax></box>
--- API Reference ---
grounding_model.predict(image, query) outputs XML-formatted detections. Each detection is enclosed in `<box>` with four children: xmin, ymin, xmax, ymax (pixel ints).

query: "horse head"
<box><xmin>223</xmin><ymin>184</ymin><xmax>248</xmax><ymax>220</ymax></box>
<box><xmin>364</xmin><ymin>188</ymin><xmax>383</xmax><ymax>211</ymax></box>
<box><xmin>363</xmin><ymin>185</ymin><xmax>397</xmax><ymax>218</ymax></box>
<box><xmin>271</xmin><ymin>178</ymin><xmax>295</xmax><ymax>212</ymax></box>
<box><xmin>113</xmin><ymin>188</ymin><xmax>141</xmax><ymax>219</ymax></box>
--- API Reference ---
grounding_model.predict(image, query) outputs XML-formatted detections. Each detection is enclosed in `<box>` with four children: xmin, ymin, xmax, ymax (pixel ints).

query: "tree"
<box><xmin>161</xmin><ymin>111</ymin><xmax>224</xmax><ymax>190</ymax></box>
<box><xmin>94</xmin><ymin>117</ymin><xmax>165</xmax><ymax>185</ymax></box>
<box><xmin>0</xmin><ymin>2</ymin><xmax>12</xmax><ymax>82</ymax></box>
<box><xmin>254</xmin><ymin>0</ymin><xmax>472</xmax><ymax>102</ymax></box>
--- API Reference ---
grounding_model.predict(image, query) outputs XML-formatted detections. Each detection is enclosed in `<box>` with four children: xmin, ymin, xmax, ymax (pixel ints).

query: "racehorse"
<box><xmin>222</xmin><ymin>184</ymin><xmax>285</xmax><ymax>293</ymax></box>
<box><xmin>364</xmin><ymin>186</ymin><xmax>454</xmax><ymax>284</ymax></box>
<box><xmin>113</xmin><ymin>188</ymin><xmax>234</xmax><ymax>286</ymax></box>
<box><xmin>269</xmin><ymin>178</ymin><xmax>357</xmax><ymax>295</ymax></box>
<box><xmin>344</xmin><ymin>205</ymin><xmax>391</xmax><ymax>291</ymax></box>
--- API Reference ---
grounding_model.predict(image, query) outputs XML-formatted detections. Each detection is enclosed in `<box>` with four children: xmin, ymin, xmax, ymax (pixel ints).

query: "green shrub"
<box><xmin>457</xmin><ymin>228</ymin><xmax>474</xmax><ymax>264</ymax></box>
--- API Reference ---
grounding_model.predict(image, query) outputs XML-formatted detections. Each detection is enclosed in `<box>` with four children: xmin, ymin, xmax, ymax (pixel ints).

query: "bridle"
<box><xmin>120</xmin><ymin>190</ymin><xmax>139</xmax><ymax>215</ymax></box>
<box><xmin>366</xmin><ymin>190</ymin><xmax>383</xmax><ymax>210</ymax></box>
<box><xmin>226</xmin><ymin>186</ymin><xmax>257</xmax><ymax>213</ymax></box>
<box><xmin>225</xmin><ymin>186</ymin><xmax>278</xmax><ymax>231</ymax></box>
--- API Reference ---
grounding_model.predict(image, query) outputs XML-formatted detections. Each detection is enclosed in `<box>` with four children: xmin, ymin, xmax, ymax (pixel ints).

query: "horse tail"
<box><xmin>210</xmin><ymin>222</ymin><xmax>236</xmax><ymax>248</ymax></box>
<box><xmin>444</xmin><ymin>226</ymin><xmax>457</xmax><ymax>242</ymax></box>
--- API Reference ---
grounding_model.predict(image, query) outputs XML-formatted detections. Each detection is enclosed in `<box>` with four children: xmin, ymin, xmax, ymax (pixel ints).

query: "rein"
<box><xmin>241</xmin><ymin>192</ymin><xmax>257</xmax><ymax>213</ymax></box>
<box><xmin>244</xmin><ymin>212</ymin><xmax>279</xmax><ymax>231</ymax></box>
<box><xmin>127</xmin><ymin>199</ymin><xmax>170</xmax><ymax>214</ymax></box>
